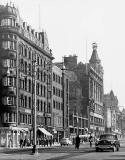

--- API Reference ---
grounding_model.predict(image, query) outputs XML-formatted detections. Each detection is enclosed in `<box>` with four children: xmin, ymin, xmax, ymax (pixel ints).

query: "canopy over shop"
<box><xmin>37</xmin><ymin>127</ymin><xmax>53</xmax><ymax>138</ymax></box>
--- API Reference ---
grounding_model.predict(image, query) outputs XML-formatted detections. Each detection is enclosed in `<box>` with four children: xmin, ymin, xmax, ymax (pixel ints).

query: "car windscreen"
<box><xmin>100</xmin><ymin>135</ymin><xmax>116</xmax><ymax>140</ymax></box>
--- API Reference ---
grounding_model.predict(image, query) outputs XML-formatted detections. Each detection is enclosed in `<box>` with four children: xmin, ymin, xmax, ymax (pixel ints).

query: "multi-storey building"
<box><xmin>0</xmin><ymin>4</ymin><xmax>53</xmax><ymax>147</ymax></box>
<box><xmin>64</xmin><ymin>43</ymin><xmax>104</xmax><ymax>137</ymax></box>
<box><xmin>120</xmin><ymin>109</ymin><xmax>125</xmax><ymax>137</ymax></box>
<box><xmin>68</xmin><ymin>66</ymin><xmax>88</xmax><ymax>136</ymax></box>
<box><xmin>104</xmin><ymin>90</ymin><xmax>121</xmax><ymax>136</ymax></box>
<box><xmin>52</xmin><ymin>64</ymin><xmax>63</xmax><ymax>142</ymax></box>
<box><xmin>53</xmin><ymin>63</ymin><xmax>69</xmax><ymax>139</ymax></box>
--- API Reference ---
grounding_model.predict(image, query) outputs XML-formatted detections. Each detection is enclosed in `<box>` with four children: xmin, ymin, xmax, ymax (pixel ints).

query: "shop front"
<box><xmin>0</xmin><ymin>126</ymin><xmax>29</xmax><ymax>148</ymax></box>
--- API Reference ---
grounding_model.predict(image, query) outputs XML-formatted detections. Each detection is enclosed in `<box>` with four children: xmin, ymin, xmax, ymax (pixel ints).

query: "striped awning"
<box><xmin>38</xmin><ymin>127</ymin><xmax>53</xmax><ymax>137</ymax></box>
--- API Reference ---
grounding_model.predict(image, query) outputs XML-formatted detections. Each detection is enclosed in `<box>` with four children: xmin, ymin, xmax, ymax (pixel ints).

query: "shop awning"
<box><xmin>38</xmin><ymin>127</ymin><xmax>53</xmax><ymax>137</ymax></box>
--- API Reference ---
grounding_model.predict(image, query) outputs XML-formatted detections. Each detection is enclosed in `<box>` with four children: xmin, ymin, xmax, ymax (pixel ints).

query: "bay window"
<box><xmin>2</xmin><ymin>41</ymin><xmax>16</xmax><ymax>50</ymax></box>
<box><xmin>0</xmin><ymin>18</ymin><xmax>16</xmax><ymax>27</ymax></box>
<box><xmin>2</xmin><ymin>96</ymin><xmax>16</xmax><ymax>105</ymax></box>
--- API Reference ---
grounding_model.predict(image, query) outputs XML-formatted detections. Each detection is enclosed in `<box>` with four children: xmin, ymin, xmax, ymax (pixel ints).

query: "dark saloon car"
<box><xmin>95</xmin><ymin>133</ymin><xmax>120</xmax><ymax>152</ymax></box>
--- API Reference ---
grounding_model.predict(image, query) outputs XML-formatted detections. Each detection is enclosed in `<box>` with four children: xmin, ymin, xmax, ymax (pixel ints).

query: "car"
<box><xmin>60</xmin><ymin>138</ymin><xmax>72</xmax><ymax>146</ymax></box>
<box><xmin>95</xmin><ymin>133</ymin><xmax>120</xmax><ymax>152</ymax></box>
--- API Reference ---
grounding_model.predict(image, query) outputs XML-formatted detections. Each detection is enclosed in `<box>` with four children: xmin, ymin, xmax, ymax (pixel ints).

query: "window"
<box><xmin>24</xmin><ymin>48</ymin><xmax>27</xmax><ymax>57</ymax></box>
<box><xmin>41</xmin><ymin>71</ymin><xmax>43</xmax><ymax>81</ymax></box>
<box><xmin>28</xmin><ymin>50</ymin><xmax>31</xmax><ymax>59</ymax></box>
<box><xmin>24</xmin><ymin>96</ymin><xmax>27</xmax><ymax>108</ymax></box>
<box><xmin>44</xmin><ymin>86</ymin><xmax>46</xmax><ymax>97</ymax></box>
<box><xmin>3</xmin><ymin>77</ymin><xmax>7</xmax><ymax>86</ymax></box>
<box><xmin>40</xmin><ymin>84</ymin><xmax>43</xmax><ymax>96</ymax></box>
<box><xmin>24</xmin><ymin>61</ymin><xmax>27</xmax><ymax>74</ymax></box>
<box><xmin>8</xmin><ymin>77</ymin><xmax>13</xmax><ymax>86</ymax></box>
<box><xmin>28</xmin><ymin>97</ymin><xmax>31</xmax><ymax>109</ymax></box>
<box><xmin>20</xmin><ymin>94</ymin><xmax>24</xmax><ymax>107</ymax></box>
<box><xmin>24</xmin><ymin>77</ymin><xmax>27</xmax><ymax>90</ymax></box>
<box><xmin>2</xmin><ymin>59</ymin><xmax>10</xmax><ymax>67</ymax></box>
<box><xmin>53</xmin><ymin>73</ymin><xmax>55</xmax><ymax>81</ymax></box>
<box><xmin>1</xmin><ymin>18</ymin><xmax>16</xmax><ymax>27</ymax></box>
<box><xmin>28</xmin><ymin>79</ymin><xmax>32</xmax><ymax>93</ymax></box>
<box><xmin>37</xmin><ymin>56</ymin><xmax>40</xmax><ymax>65</ymax></box>
<box><xmin>43</xmin><ymin>72</ymin><xmax>46</xmax><ymax>82</ymax></box>
<box><xmin>28</xmin><ymin>115</ymin><xmax>31</xmax><ymax>124</ymax></box>
<box><xmin>28</xmin><ymin>64</ymin><xmax>31</xmax><ymax>75</ymax></box>
<box><xmin>37</xmin><ymin>99</ymin><xmax>40</xmax><ymax>111</ymax></box>
<box><xmin>10</xmin><ymin>59</ymin><xmax>16</xmax><ymax>68</ymax></box>
<box><xmin>53</xmin><ymin>87</ymin><xmax>55</xmax><ymax>95</ymax></box>
<box><xmin>7</xmin><ymin>97</ymin><xmax>13</xmax><ymax>105</ymax></box>
<box><xmin>40</xmin><ymin>100</ymin><xmax>43</xmax><ymax>112</ymax></box>
<box><xmin>19</xmin><ymin>44</ymin><xmax>24</xmax><ymax>55</ymax></box>
<box><xmin>41</xmin><ymin>59</ymin><xmax>43</xmax><ymax>67</ymax></box>
<box><xmin>2</xmin><ymin>96</ymin><xmax>16</xmax><ymax>105</ymax></box>
<box><xmin>36</xmin><ymin>83</ymin><xmax>40</xmax><ymax>95</ymax></box>
<box><xmin>2</xmin><ymin>41</ymin><xmax>16</xmax><ymax>50</ymax></box>
<box><xmin>37</xmin><ymin>68</ymin><xmax>40</xmax><ymax>80</ymax></box>
<box><xmin>53</xmin><ymin>100</ymin><xmax>55</xmax><ymax>108</ymax></box>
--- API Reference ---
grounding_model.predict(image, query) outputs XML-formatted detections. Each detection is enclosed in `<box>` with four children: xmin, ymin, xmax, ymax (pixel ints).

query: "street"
<box><xmin>0</xmin><ymin>140</ymin><xmax>125</xmax><ymax>160</ymax></box>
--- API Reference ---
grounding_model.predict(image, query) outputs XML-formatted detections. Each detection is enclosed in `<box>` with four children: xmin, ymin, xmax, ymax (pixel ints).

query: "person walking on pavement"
<box><xmin>20</xmin><ymin>138</ymin><xmax>23</xmax><ymax>148</ymax></box>
<box><xmin>75</xmin><ymin>135</ymin><xmax>80</xmax><ymax>150</ymax></box>
<box><xmin>89</xmin><ymin>134</ymin><xmax>93</xmax><ymax>148</ymax></box>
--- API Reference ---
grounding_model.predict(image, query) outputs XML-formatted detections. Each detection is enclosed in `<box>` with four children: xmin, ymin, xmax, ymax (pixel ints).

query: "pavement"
<box><xmin>0</xmin><ymin>142</ymin><xmax>95</xmax><ymax>160</ymax></box>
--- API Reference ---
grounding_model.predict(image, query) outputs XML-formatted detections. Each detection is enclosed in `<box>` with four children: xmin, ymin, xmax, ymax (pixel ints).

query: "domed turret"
<box><xmin>0</xmin><ymin>3</ymin><xmax>19</xmax><ymax>17</ymax></box>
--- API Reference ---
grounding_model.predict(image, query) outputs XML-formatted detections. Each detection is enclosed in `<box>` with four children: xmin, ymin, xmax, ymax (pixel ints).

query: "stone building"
<box><xmin>52</xmin><ymin>63</ymin><xmax>69</xmax><ymax>139</ymax></box>
<box><xmin>68</xmin><ymin>68</ymin><xmax>88</xmax><ymax>136</ymax></box>
<box><xmin>64</xmin><ymin>43</ymin><xmax>104</xmax><ymax>137</ymax></box>
<box><xmin>52</xmin><ymin>64</ymin><xmax>63</xmax><ymax>142</ymax></box>
<box><xmin>0</xmin><ymin>4</ymin><xmax>53</xmax><ymax>147</ymax></box>
<box><xmin>104</xmin><ymin>90</ymin><xmax>121</xmax><ymax>136</ymax></box>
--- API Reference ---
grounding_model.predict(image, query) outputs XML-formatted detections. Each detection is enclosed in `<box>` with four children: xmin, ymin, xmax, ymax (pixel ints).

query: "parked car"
<box><xmin>95</xmin><ymin>133</ymin><xmax>120</xmax><ymax>152</ymax></box>
<box><xmin>60</xmin><ymin>138</ymin><xmax>72</xmax><ymax>146</ymax></box>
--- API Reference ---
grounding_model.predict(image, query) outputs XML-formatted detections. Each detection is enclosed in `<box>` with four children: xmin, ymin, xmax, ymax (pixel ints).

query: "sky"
<box><xmin>1</xmin><ymin>0</ymin><xmax>125</xmax><ymax>107</ymax></box>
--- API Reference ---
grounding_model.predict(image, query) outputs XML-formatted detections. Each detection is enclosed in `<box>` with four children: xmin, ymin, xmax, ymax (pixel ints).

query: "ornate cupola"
<box><xmin>89</xmin><ymin>43</ymin><xmax>103</xmax><ymax>75</ymax></box>
<box><xmin>89</xmin><ymin>42</ymin><xmax>101</xmax><ymax>64</ymax></box>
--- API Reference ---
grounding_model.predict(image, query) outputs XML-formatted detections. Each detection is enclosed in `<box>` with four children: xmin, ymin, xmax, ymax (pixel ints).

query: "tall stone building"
<box><xmin>52</xmin><ymin>63</ymin><xmax>69</xmax><ymax>139</ymax></box>
<box><xmin>104</xmin><ymin>90</ymin><xmax>121</xmax><ymax>136</ymax></box>
<box><xmin>0</xmin><ymin>4</ymin><xmax>53</xmax><ymax>147</ymax></box>
<box><xmin>64</xmin><ymin>43</ymin><xmax>104</xmax><ymax>137</ymax></box>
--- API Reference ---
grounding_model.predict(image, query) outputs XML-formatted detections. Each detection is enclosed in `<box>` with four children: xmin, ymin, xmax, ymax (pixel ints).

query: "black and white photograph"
<box><xmin>0</xmin><ymin>0</ymin><xmax>125</xmax><ymax>159</ymax></box>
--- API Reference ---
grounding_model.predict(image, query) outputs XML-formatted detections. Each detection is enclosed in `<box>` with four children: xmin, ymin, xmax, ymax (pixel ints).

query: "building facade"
<box><xmin>64</xmin><ymin>43</ymin><xmax>104</xmax><ymax>137</ymax></box>
<box><xmin>0</xmin><ymin>4</ymin><xmax>53</xmax><ymax>147</ymax></box>
<box><xmin>53</xmin><ymin>63</ymin><xmax>70</xmax><ymax>139</ymax></box>
<box><xmin>104</xmin><ymin>90</ymin><xmax>121</xmax><ymax>136</ymax></box>
<box><xmin>52</xmin><ymin>64</ymin><xmax>63</xmax><ymax>142</ymax></box>
<box><xmin>68</xmin><ymin>68</ymin><xmax>88</xmax><ymax>137</ymax></box>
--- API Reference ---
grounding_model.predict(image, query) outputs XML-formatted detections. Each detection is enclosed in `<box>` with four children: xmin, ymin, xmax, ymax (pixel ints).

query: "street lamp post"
<box><xmin>62</xmin><ymin>66</ymin><xmax>65</xmax><ymax>138</ymax></box>
<box><xmin>32</xmin><ymin>60</ymin><xmax>38</xmax><ymax>154</ymax></box>
<box><xmin>89</xmin><ymin>98</ymin><xmax>95</xmax><ymax>136</ymax></box>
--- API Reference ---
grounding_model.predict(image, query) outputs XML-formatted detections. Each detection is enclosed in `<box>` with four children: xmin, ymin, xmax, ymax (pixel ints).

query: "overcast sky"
<box><xmin>1</xmin><ymin>0</ymin><xmax>125</xmax><ymax>107</ymax></box>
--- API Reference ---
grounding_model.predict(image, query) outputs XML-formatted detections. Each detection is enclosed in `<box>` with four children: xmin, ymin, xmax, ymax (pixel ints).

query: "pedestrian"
<box><xmin>20</xmin><ymin>138</ymin><xmax>23</xmax><ymax>148</ymax></box>
<box><xmin>49</xmin><ymin>138</ymin><xmax>52</xmax><ymax>147</ymax></box>
<box><xmin>23</xmin><ymin>138</ymin><xmax>27</xmax><ymax>147</ymax></box>
<box><xmin>73</xmin><ymin>137</ymin><xmax>75</xmax><ymax>145</ymax></box>
<box><xmin>89</xmin><ymin>134</ymin><xmax>93</xmax><ymax>148</ymax></box>
<box><xmin>75</xmin><ymin>135</ymin><xmax>80</xmax><ymax>150</ymax></box>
